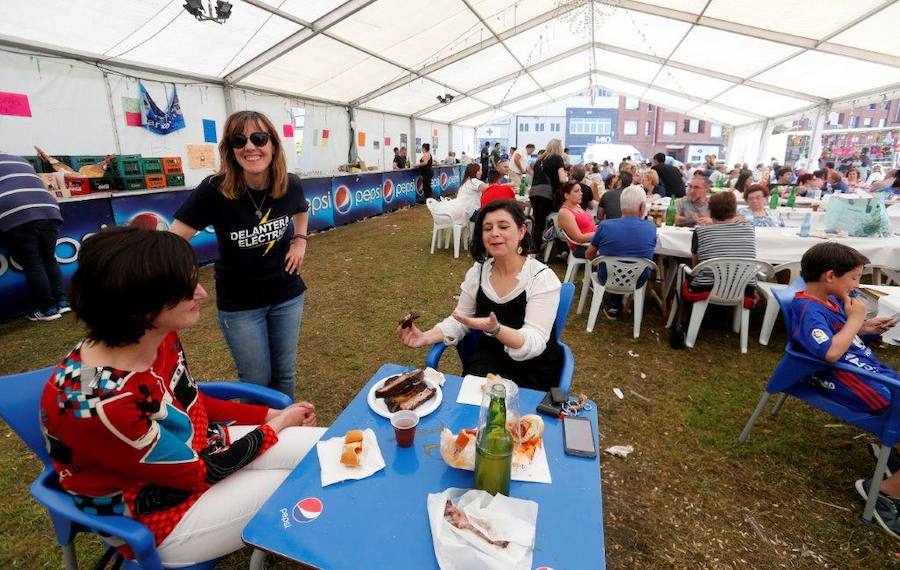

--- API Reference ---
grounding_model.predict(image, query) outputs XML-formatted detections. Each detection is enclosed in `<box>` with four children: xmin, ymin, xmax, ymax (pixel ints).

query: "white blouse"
<box><xmin>436</xmin><ymin>257</ymin><xmax>561</xmax><ymax>361</ymax></box>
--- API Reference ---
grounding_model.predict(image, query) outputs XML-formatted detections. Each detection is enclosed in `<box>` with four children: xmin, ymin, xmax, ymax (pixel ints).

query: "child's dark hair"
<box><xmin>800</xmin><ymin>242</ymin><xmax>870</xmax><ymax>282</ymax></box>
<box><xmin>70</xmin><ymin>226</ymin><xmax>199</xmax><ymax>346</ymax></box>
<box><xmin>470</xmin><ymin>200</ymin><xmax>533</xmax><ymax>262</ymax></box>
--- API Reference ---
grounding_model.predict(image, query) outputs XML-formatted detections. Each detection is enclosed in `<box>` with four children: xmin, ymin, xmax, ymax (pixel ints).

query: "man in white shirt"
<box><xmin>509</xmin><ymin>143</ymin><xmax>534</xmax><ymax>189</ymax></box>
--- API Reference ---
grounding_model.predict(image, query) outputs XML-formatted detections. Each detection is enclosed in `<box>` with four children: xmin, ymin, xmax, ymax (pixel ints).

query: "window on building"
<box><xmin>868</xmin><ymin>103</ymin><xmax>877</xmax><ymax>110</ymax></box>
<box><xmin>625</xmin><ymin>97</ymin><xmax>639</xmax><ymax>110</ymax></box>
<box><xmin>838</xmin><ymin>112</ymin><xmax>845</xmax><ymax>125</ymax></box>
<box><xmin>569</xmin><ymin>117</ymin><xmax>612</xmax><ymax>135</ymax></box>
<box><xmin>550</xmin><ymin>123</ymin><xmax>560</xmax><ymax>132</ymax></box>
<box><xmin>644</xmin><ymin>121</ymin><xmax>651</xmax><ymax>136</ymax></box>
<box><xmin>827</xmin><ymin>111</ymin><xmax>839</xmax><ymax>125</ymax></box>
<box><xmin>598</xmin><ymin>88</ymin><xmax>611</xmax><ymax>97</ymax></box>
<box><xmin>849</xmin><ymin>115</ymin><xmax>858</xmax><ymax>128</ymax></box>
<box><xmin>684</xmin><ymin>119</ymin><xmax>701</xmax><ymax>133</ymax></box>
<box><xmin>863</xmin><ymin>117</ymin><xmax>872</xmax><ymax>127</ymax></box>
<box><xmin>879</xmin><ymin>118</ymin><xmax>887</xmax><ymax>128</ymax></box>
<box><xmin>623</xmin><ymin>120</ymin><xmax>638</xmax><ymax>135</ymax></box>
<box><xmin>882</xmin><ymin>100</ymin><xmax>891</xmax><ymax>113</ymax></box>
<box><xmin>647</xmin><ymin>104</ymin><xmax>654</xmax><ymax>111</ymax></box>
<box><xmin>535</xmin><ymin>123</ymin><xmax>545</xmax><ymax>132</ymax></box>
<box><xmin>662</xmin><ymin>121</ymin><xmax>676</xmax><ymax>136</ymax></box>
<box><xmin>710</xmin><ymin>124</ymin><xmax>722</xmax><ymax>138</ymax></box>
<box><xmin>519</xmin><ymin>123</ymin><xmax>529</xmax><ymax>132</ymax></box>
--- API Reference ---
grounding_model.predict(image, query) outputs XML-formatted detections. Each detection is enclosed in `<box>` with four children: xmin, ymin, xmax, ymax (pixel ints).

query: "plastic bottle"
<box><xmin>799</xmin><ymin>212</ymin><xmax>812</xmax><ymax>237</ymax></box>
<box><xmin>785</xmin><ymin>186</ymin><xmax>796</xmax><ymax>208</ymax></box>
<box><xmin>665</xmin><ymin>198</ymin><xmax>677</xmax><ymax>226</ymax></box>
<box><xmin>474</xmin><ymin>384</ymin><xmax>513</xmax><ymax>496</ymax></box>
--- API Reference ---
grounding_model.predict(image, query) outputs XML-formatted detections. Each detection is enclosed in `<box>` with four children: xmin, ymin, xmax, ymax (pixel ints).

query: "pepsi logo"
<box><xmin>416</xmin><ymin>176</ymin><xmax>423</xmax><ymax>191</ymax></box>
<box><xmin>383</xmin><ymin>179</ymin><xmax>394</xmax><ymax>204</ymax></box>
<box><xmin>129</xmin><ymin>212</ymin><xmax>169</xmax><ymax>231</ymax></box>
<box><xmin>333</xmin><ymin>185</ymin><xmax>352</xmax><ymax>214</ymax></box>
<box><xmin>291</xmin><ymin>497</ymin><xmax>323</xmax><ymax>523</ymax></box>
<box><xmin>439</xmin><ymin>172</ymin><xmax>448</xmax><ymax>189</ymax></box>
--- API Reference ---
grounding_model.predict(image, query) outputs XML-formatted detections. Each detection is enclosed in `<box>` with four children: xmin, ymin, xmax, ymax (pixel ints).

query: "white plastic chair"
<box><xmin>757</xmin><ymin>261</ymin><xmax>802</xmax><ymax>346</ymax></box>
<box><xmin>426</xmin><ymin>198</ymin><xmax>467</xmax><ymax>258</ymax></box>
<box><xmin>582</xmin><ymin>256</ymin><xmax>658</xmax><ymax>338</ymax></box>
<box><xmin>676</xmin><ymin>258</ymin><xmax>774</xmax><ymax>354</ymax></box>
<box><xmin>556</xmin><ymin>226</ymin><xmax>591</xmax><ymax>283</ymax></box>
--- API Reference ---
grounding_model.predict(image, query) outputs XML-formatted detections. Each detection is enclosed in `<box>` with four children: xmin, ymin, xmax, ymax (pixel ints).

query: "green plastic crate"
<box><xmin>116</xmin><ymin>176</ymin><xmax>145</xmax><ymax>191</ymax></box>
<box><xmin>41</xmin><ymin>155</ymin><xmax>71</xmax><ymax>172</ymax></box>
<box><xmin>141</xmin><ymin>158</ymin><xmax>163</xmax><ymax>176</ymax></box>
<box><xmin>22</xmin><ymin>156</ymin><xmax>47</xmax><ymax>173</ymax></box>
<box><xmin>69</xmin><ymin>156</ymin><xmax>104</xmax><ymax>170</ymax></box>
<box><xmin>166</xmin><ymin>173</ymin><xmax>186</xmax><ymax>187</ymax></box>
<box><xmin>110</xmin><ymin>155</ymin><xmax>143</xmax><ymax>177</ymax></box>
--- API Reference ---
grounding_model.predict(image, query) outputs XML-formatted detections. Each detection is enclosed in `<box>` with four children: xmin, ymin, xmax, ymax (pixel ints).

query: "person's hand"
<box><xmin>284</xmin><ymin>241</ymin><xmax>305</xmax><ymax>275</ymax></box>
<box><xmin>397</xmin><ymin>323</ymin><xmax>429</xmax><ymax>348</ymax></box>
<box><xmin>452</xmin><ymin>310</ymin><xmax>498</xmax><ymax>333</ymax></box>
<box><xmin>860</xmin><ymin>316</ymin><xmax>897</xmax><ymax>336</ymax></box>
<box><xmin>267</xmin><ymin>402</ymin><xmax>317</xmax><ymax>431</ymax></box>
<box><xmin>842</xmin><ymin>294</ymin><xmax>868</xmax><ymax>322</ymax></box>
<box><xmin>695</xmin><ymin>216</ymin><xmax>713</xmax><ymax>225</ymax></box>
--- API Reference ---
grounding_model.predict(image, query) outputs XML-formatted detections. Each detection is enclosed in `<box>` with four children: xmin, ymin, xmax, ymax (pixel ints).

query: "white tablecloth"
<box><xmin>655</xmin><ymin>226</ymin><xmax>900</xmax><ymax>268</ymax></box>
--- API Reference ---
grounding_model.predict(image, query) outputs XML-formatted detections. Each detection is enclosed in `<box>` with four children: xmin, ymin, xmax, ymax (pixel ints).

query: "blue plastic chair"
<box><xmin>425</xmin><ymin>281</ymin><xmax>576</xmax><ymax>392</ymax></box>
<box><xmin>0</xmin><ymin>366</ymin><xmax>291</xmax><ymax>569</ymax></box>
<box><xmin>738</xmin><ymin>280</ymin><xmax>900</xmax><ymax>523</ymax></box>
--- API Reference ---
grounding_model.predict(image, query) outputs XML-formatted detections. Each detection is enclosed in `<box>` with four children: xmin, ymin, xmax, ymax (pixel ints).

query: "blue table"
<box><xmin>242</xmin><ymin>364</ymin><xmax>606</xmax><ymax>568</ymax></box>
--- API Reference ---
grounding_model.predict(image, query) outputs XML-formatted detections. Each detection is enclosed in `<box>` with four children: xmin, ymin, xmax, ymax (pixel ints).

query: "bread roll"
<box><xmin>340</xmin><ymin>430</ymin><xmax>364</xmax><ymax>468</ymax></box>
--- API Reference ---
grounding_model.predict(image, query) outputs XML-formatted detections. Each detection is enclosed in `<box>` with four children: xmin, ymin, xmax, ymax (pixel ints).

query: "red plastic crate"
<box><xmin>161</xmin><ymin>157</ymin><xmax>183</xmax><ymax>174</ymax></box>
<box><xmin>145</xmin><ymin>174</ymin><xmax>166</xmax><ymax>189</ymax></box>
<box><xmin>64</xmin><ymin>176</ymin><xmax>93</xmax><ymax>196</ymax></box>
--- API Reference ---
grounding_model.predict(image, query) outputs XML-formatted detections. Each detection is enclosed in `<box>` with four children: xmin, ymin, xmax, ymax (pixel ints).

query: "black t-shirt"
<box><xmin>652</xmin><ymin>163</ymin><xmax>685</xmax><ymax>198</ymax></box>
<box><xmin>532</xmin><ymin>154</ymin><xmax>565</xmax><ymax>189</ymax></box>
<box><xmin>393</xmin><ymin>154</ymin><xmax>405</xmax><ymax>169</ymax></box>
<box><xmin>175</xmin><ymin>173</ymin><xmax>308</xmax><ymax>311</ymax></box>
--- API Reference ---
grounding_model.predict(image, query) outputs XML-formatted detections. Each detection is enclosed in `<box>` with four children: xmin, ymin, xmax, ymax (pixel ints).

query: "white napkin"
<box><xmin>316</xmin><ymin>428</ymin><xmax>385</xmax><ymax>487</ymax></box>
<box><xmin>424</xmin><ymin>367</ymin><xmax>446</xmax><ymax>387</ymax></box>
<box><xmin>427</xmin><ymin>488</ymin><xmax>538</xmax><ymax>570</ymax></box>
<box><xmin>457</xmin><ymin>375</ymin><xmax>488</xmax><ymax>406</ymax></box>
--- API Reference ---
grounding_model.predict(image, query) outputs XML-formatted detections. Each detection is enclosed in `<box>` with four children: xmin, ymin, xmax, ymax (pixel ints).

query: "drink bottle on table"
<box><xmin>665</xmin><ymin>199</ymin><xmax>676</xmax><ymax>226</ymax></box>
<box><xmin>474</xmin><ymin>383</ymin><xmax>513</xmax><ymax>496</ymax></box>
<box><xmin>769</xmin><ymin>191</ymin><xmax>780</xmax><ymax>210</ymax></box>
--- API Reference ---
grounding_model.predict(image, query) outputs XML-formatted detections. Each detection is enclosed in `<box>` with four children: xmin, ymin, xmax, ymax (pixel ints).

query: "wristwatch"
<box><xmin>484</xmin><ymin>323</ymin><xmax>502</xmax><ymax>337</ymax></box>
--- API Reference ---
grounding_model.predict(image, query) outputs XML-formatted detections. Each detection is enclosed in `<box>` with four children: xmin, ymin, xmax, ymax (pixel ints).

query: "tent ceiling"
<box><xmin>2</xmin><ymin>0</ymin><xmax>899</xmax><ymax>128</ymax></box>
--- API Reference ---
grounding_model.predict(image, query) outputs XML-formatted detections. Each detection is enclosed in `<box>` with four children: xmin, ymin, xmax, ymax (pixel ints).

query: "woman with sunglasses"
<box><xmin>172</xmin><ymin>111</ymin><xmax>309</xmax><ymax>400</ymax></box>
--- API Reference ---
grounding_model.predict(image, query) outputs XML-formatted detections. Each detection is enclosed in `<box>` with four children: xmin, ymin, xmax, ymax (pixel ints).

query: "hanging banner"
<box><xmin>203</xmin><ymin>119</ymin><xmax>218</xmax><ymax>143</ymax></box>
<box><xmin>122</xmin><ymin>97</ymin><xmax>142</xmax><ymax>126</ymax></box>
<box><xmin>140</xmin><ymin>82</ymin><xmax>186</xmax><ymax>135</ymax></box>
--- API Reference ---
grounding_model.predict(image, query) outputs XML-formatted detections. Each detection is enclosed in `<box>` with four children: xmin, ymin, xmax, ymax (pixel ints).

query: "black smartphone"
<box><xmin>563</xmin><ymin>415</ymin><xmax>597</xmax><ymax>458</ymax></box>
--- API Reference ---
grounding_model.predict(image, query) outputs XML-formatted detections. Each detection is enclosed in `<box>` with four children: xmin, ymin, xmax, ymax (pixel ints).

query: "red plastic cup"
<box><xmin>391</xmin><ymin>411</ymin><xmax>419</xmax><ymax>448</ymax></box>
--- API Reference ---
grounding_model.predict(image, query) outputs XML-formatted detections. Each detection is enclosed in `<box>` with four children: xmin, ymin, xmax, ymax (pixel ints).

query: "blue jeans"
<box><xmin>217</xmin><ymin>294</ymin><xmax>304</xmax><ymax>400</ymax></box>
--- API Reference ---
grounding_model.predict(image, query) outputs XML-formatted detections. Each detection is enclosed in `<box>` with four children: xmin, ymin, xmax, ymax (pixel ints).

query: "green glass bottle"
<box><xmin>768</xmin><ymin>189</ymin><xmax>780</xmax><ymax>210</ymax></box>
<box><xmin>665</xmin><ymin>198</ymin><xmax>677</xmax><ymax>226</ymax></box>
<box><xmin>474</xmin><ymin>384</ymin><xmax>513</xmax><ymax>496</ymax></box>
<box><xmin>785</xmin><ymin>186</ymin><xmax>796</xmax><ymax>208</ymax></box>
<box><xmin>518</xmin><ymin>175</ymin><xmax>527</xmax><ymax>196</ymax></box>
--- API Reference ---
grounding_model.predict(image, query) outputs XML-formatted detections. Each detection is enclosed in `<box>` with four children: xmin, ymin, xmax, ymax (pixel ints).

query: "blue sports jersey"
<box><xmin>790</xmin><ymin>292</ymin><xmax>894</xmax><ymax>412</ymax></box>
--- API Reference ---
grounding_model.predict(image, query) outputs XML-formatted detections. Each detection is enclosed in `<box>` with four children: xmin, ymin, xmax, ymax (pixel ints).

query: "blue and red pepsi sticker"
<box><xmin>291</xmin><ymin>497</ymin><xmax>323</xmax><ymax>523</ymax></box>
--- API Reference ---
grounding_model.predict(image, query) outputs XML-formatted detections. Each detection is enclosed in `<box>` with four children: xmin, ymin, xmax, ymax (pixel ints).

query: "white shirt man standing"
<box><xmin>510</xmin><ymin>143</ymin><xmax>535</xmax><ymax>189</ymax></box>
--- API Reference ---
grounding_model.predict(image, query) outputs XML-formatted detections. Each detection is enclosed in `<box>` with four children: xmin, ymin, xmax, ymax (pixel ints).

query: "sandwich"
<box><xmin>440</xmin><ymin>427</ymin><xmax>477</xmax><ymax>469</ymax></box>
<box><xmin>340</xmin><ymin>429</ymin><xmax>364</xmax><ymax>468</ymax></box>
<box><xmin>507</xmin><ymin>414</ymin><xmax>544</xmax><ymax>464</ymax></box>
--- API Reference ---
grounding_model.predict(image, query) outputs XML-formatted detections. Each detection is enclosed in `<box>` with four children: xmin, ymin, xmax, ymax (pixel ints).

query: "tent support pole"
<box><xmin>755</xmin><ymin>120</ymin><xmax>774</xmax><ymax>166</ymax></box>
<box><xmin>807</xmin><ymin>105</ymin><xmax>828</xmax><ymax>169</ymax></box>
<box><xmin>102</xmin><ymin>72</ymin><xmax>122</xmax><ymax>155</ymax></box>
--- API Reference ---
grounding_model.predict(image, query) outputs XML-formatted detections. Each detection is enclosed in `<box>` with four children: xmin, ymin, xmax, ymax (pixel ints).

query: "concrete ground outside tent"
<box><xmin>0</xmin><ymin>205</ymin><xmax>898</xmax><ymax>568</ymax></box>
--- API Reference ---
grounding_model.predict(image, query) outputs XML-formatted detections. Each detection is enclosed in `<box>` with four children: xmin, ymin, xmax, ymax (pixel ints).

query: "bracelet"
<box><xmin>484</xmin><ymin>323</ymin><xmax>502</xmax><ymax>337</ymax></box>
<box><xmin>290</xmin><ymin>234</ymin><xmax>308</xmax><ymax>242</ymax></box>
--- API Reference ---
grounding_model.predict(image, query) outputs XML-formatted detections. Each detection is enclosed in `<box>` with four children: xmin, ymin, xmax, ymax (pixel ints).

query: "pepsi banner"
<box><xmin>331</xmin><ymin>173</ymin><xmax>383</xmax><ymax>226</ymax></box>
<box><xmin>381</xmin><ymin>169</ymin><xmax>418</xmax><ymax>212</ymax></box>
<box><xmin>434</xmin><ymin>166</ymin><xmax>461</xmax><ymax>198</ymax></box>
<box><xmin>111</xmin><ymin>190</ymin><xmax>219</xmax><ymax>264</ymax></box>
<box><xmin>0</xmin><ymin>197</ymin><xmax>115</xmax><ymax>318</ymax></box>
<box><xmin>302</xmin><ymin>177</ymin><xmax>334</xmax><ymax>232</ymax></box>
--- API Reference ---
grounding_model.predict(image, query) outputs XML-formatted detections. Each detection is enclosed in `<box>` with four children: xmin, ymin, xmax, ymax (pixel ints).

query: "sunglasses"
<box><xmin>230</xmin><ymin>131</ymin><xmax>271</xmax><ymax>149</ymax></box>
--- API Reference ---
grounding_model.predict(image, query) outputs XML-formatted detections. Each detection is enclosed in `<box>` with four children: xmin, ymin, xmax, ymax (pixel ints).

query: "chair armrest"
<box><xmin>425</xmin><ymin>343</ymin><xmax>446</xmax><ymax>370</ymax></box>
<box><xmin>784</xmin><ymin>347</ymin><xmax>900</xmax><ymax>391</ymax></box>
<box><xmin>31</xmin><ymin>469</ymin><xmax>163</xmax><ymax>570</ymax></box>
<box><xmin>198</xmin><ymin>382</ymin><xmax>292</xmax><ymax>410</ymax></box>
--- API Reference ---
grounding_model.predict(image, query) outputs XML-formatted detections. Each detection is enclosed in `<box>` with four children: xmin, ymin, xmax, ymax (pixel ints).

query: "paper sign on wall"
<box><xmin>122</xmin><ymin>97</ymin><xmax>141</xmax><ymax>126</ymax></box>
<box><xmin>384</xmin><ymin>137</ymin><xmax>391</xmax><ymax>146</ymax></box>
<box><xmin>432</xmin><ymin>128</ymin><xmax>438</xmax><ymax>137</ymax></box>
<box><xmin>373</xmin><ymin>140</ymin><xmax>380</xmax><ymax>150</ymax></box>
<box><xmin>322</xmin><ymin>129</ymin><xmax>329</xmax><ymax>147</ymax></box>
<box><xmin>0</xmin><ymin>92</ymin><xmax>32</xmax><ymax>117</ymax></box>
<box><xmin>357</xmin><ymin>131</ymin><xmax>366</xmax><ymax>147</ymax></box>
<box><xmin>283</xmin><ymin>124</ymin><xmax>294</xmax><ymax>138</ymax></box>
<box><xmin>400</xmin><ymin>133</ymin><xmax>407</xmax><ymax>144</ymax></box>
<box><xmin>202</xmin><ymin>119</ymin><xmax>217</xmax><ymax>143</ymax></box>
<box><xmin>186</xmin><ymin>144</ymin><xmax>216</xmax><ymax>169</ymax></box>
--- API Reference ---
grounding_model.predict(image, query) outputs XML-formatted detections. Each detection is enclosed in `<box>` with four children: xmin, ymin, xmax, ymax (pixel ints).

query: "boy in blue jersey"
<box><xmin>793</xmin><ymin>242</ymin><xmax>900</xmax><ymax>539</ymax></box>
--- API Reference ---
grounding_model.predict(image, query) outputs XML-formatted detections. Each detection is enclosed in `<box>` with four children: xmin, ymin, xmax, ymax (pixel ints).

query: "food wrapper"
<box><xmin>427</xmin><ymin>488</ymin><xmax>538</xmax><ymax>570</ymax></box>
<box><xmin>440</xmin><ymin>428</ymin><xmax>477</xmax><ymax>469</ymax></box>
<box><xmin>315</xmin><ymin>428</ymin><xmax>385</xmax><ymax>487</ymax></box>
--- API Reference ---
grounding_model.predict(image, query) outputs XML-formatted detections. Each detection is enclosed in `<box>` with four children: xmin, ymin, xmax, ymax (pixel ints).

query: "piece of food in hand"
<box><xmin>398</xmin><ymin>311</ymin><xmax>421</xmax><ymax>329</ymax></box>
<box><xmin>506</xmin><ymin>414</ymin><xmax>544</xmax><ymax>463</ymax></box>
<box><xmin>375</xmin><ymin>369</ymin><xmax>424</xmax><ymax>399</ymax></box>
<box><xmin>443</xmin><ymin>500</ymin><xmax>509</xmax><ymax>548</ymax></box>
<box><xmin>439</xmin><ymin>427</ymin><xmax>477</xmax><ymax>469</ymax></box>
<box><xmin>340</xmin><ymin>429</ymin><xmax>364</xmax><ymax>468</ymax></box>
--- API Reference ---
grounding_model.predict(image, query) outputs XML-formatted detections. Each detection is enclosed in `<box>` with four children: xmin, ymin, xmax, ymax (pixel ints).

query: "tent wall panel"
<box><xmin>354</xmin><ymin>109</ymin><xmax>409</xmax><ymax>170</ymax></box>
<box><xmin>725</xmin><ymin>122</ymin><xmax>765</xmax><ymax>168</ymax></box>
<box><xmin>230</xmin><ymin>88</ymin><xmax>302</xmax><ymax>173</ymax></box>
<box><xmin>296</xmin><ymin>103</ymin><xmax>351</xmax><ymax>174</ymax></box>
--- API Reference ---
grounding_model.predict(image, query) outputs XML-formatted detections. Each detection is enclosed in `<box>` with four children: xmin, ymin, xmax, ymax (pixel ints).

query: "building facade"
<box><xmin>615</xmin><ymin>96</ymin><xmax>725</xmax><ymax>163</ymax></box>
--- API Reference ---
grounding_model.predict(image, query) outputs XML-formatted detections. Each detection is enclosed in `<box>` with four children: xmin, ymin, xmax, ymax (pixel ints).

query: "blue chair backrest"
<box><xmin>0</xmin><ymin>366</ymin><xmax>55</xmax><ymax>466</ymax></box>
<box><xmin>555</xmin><ymin>282</ymin><xmax>575</xmax><ymax>343</ymax></box>
<box><xmin>773</xmin><ymin>277</ymin><xmax>806</xmax><ymax>343</ymax></box>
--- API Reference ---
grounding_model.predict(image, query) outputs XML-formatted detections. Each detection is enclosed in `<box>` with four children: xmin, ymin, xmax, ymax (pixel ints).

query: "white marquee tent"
<box><xmin>2</xmin><ymin>0</ymin><xmax>900</xmax><ymax>173</ymax></box>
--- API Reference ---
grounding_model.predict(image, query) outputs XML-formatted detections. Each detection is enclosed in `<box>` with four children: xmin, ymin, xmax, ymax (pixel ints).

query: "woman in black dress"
<box><xmin>419</xmin><ymin>142</ymin><xmax>433</xmax><ymax>201</ymax></box>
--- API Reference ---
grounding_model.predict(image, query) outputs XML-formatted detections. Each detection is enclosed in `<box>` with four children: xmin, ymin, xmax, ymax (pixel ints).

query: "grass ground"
<box><xmin>1</xmin><ymin>205</ymin><xmax>898</xmax><ymax>568</ymax></box>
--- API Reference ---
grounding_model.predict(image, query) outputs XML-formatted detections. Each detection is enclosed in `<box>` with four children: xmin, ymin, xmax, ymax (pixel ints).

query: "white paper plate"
<box><xmin>367</xmin><ymin>373</ymin><xmax>442</xmax><ymax>419</ymax></box>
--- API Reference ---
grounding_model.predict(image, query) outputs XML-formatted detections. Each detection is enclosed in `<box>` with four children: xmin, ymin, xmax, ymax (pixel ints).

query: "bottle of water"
<box><xmin>799</xmin><ymin>212</ymin><xmax>812</xmax><ymax>237</ymax></box>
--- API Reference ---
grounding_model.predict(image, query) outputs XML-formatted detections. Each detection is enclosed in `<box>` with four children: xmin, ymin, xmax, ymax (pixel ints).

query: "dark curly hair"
<box><xmin>70</xmin><ymin>226</ymin><xmax>199</xmax><ymax>346</ymax></box>
<box><xmin>470</xmin><ymin>200</ymin><xmax>533</xmax><ymax>262</ymax></box>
